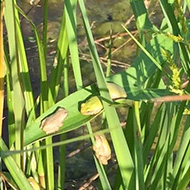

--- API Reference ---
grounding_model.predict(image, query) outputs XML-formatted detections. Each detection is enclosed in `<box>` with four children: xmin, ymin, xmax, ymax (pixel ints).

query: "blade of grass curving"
<box><xmin>129</xmin><ymin>0</ymin><xmax>154</xmax><ymax>30</ymax></box>
<box><xmin>172</xmin><ymin>116</ymin><xmax>190</xmax><ymax>189</ymax></box>
<box><xmin>59</xmin><ymin>1</ymin><xmax>83</xmax><ymax>188</ymax></box>
<box><xmin>113</xmin><ymin>168</ymin><xmax>125</xmax><ymax>190</ymax></box>
<box><xmin>49</xmin><ymin>12</ymin><xmax>68</xmax><ymax>102</ymax></box>
<box><xmin>87</xmin><ymin>122</ymin><xmax>112</xmax><ymax>190</ymax></box>
<box><xmin>165</xmin><ymin>154</ymin><xmax>173</xmax><ymax>190</ymax></box>
<box><xmin>0</xmin><ymin>138</ymin><xmax>33</xmax><ymax>190</ymax></box>
<box><xmin>15</xmin><ymin>5</ymin><xmax>36</xmax><ymax>121</ymax></box>
<box><xmin>151</xmin><ymin>140</ymin><xmax>170</xmax><ymax>190</ymax></box>
<box><xmin>144</xmin><ymin>103</ymin><xmax>168</xmax><ymax>188</ymax></box>
<box><xmin>0</xmin><ymin>0</ymin><xmax>4</xmax><ymax>137</ymax></box>
<box><xmin>4</xmin><ymin>0</ymin><xmax>25</xmax><ymax>166</ymax></box>
<box><xmin>133</xmin><ymin>102</ymin><xmax>145</xmax><ymax>190</ymax></box>
<box><xmin>94</xmin><ymin>157</ymin><xmax>112</xmax><ymax>190</ymax></box>
<box><xmin>149</xmin><ymin>102</ymin><xmax>185</xmax><ymax>189</ymax></box>
<box><xmin>15</xmin><ymin>5</ymin><xmax>49</xmax><ymax>111</ymax></box>
<box><xmin>174</xmin><ymin>145</ymin><xmax>190</xmax><ymax>190</ymax></box>
<box><xmin>140</xmin><ymin>69</ymin><xmax>164</xmax><ymax>144</ymax></box>
<box><xmin>168</xmin><ymin>101</ymin><xmax>186</xmax><ymax>154</ymax></box>
<box><xmin>58</xmin><ymin>133</ymin><xmax>66</xmax><ymax>190</ymax></box>
<box><xmin>63</xmin><ymin>53</ymin><xmax>69</xmax><ymax>96</ymax></box>
<box><xmin>106</xmin><ymin>31</ymin><xmax>113</xmax><ymax>77</ymax></box>
<box><xmin>94</xmin><ymin>31</ymin><xmax>112</xmax><ymax>190</ymax></box>
<box><xmin>58</xmin><ymin>54</ymin><xmax>69</xmax><ymax>190</ymax></box>
<box><xmin>4</xmin><ymin>53</ymin><xmax>15</xmax><ymax>147</ymax></box>
<box><xmin>159</xmin><ymin>0</ymin><xmax>190</xmax><ymax>76</ymax></box>
<box><xmin>176</xmin><ymin>143</ymin><xmax>190</xmax><ymax>190</ymax></box>
<box><xmin>43</xmin><ymin>0</ymin><xmax>48</xmax><ymax>57</ymax></box>
<box><xmin>159</xmin><ymin>0</ymin><xmax>182</xmax><ymax>34</ymax></box>
<box><xmin>44</xmin><ymin>137</ymin><xmax>54</xmax><ymax>190</ymax></box>
<box><xmin>129</xmin><ymin>0</ymin><xmax>156</xmax><ymax>45</ymax></box>
<box><xmin>79</xmin><ymin>1</ymin><xmax>134</xmax><ymax>188</ymax></box>
<box><xmin>143</xmin><ymin>104</ymin><xmax>164</xmax><ymax>163</ymax></box>
<box><xmin>151</xmin><ymin>104</ymin><xmax>175</xmax><ymax>189</ymax></box>
<box><xmin>41</xmin><ymin>1</ymin><xmax>54</xmax><ymax>189</ymax></box>
<box><xmin>16</xmin><ymin>5</ymin><xmax>54</xmax><ymax>189</ymax></box>
<box><xmin>140</xmin><ymin>102</ymin><xmax>154</xmax><ymax>143</ymax></box>
<box><xmin>65</xmin><ymin>0</ymin><xmax>82</xmax><ymax>89</ymax></box>
<box><xmin>0</xmin><ymin>2</ymin><xmax>4</xmax><ymax>188</ymax></box>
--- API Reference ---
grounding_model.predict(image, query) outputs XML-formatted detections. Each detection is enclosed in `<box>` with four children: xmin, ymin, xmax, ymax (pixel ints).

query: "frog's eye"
<box><xmin>86</xmin><ymin>110</ymin><xmax>92</xmax><ymax>114</ymax></box>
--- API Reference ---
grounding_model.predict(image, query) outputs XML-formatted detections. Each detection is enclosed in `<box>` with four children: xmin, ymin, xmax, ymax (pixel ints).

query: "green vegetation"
<box><xmin>0</xmin><ymin>0</ymin><xmax>190</xmax><ymax>189</ymax></box>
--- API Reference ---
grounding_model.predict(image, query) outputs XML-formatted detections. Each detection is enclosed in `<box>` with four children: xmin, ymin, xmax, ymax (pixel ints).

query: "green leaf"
<box><xmin>0</xmin><ymin>138</ymin><xmax>33</xmax><ymax>190</ymax></box>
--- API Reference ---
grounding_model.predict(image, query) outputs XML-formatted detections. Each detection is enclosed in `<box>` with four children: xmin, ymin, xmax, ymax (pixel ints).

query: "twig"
<box><xmin>79</xmin><ymin>173</ymin><xmax>99</xmax><ymax>190</ymax></box>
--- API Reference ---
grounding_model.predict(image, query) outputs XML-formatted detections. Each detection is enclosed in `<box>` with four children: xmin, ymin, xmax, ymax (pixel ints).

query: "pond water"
<box><xmin>18</xmin><ymin>0</ymin><xmax>137</xmax><ymax>92</ymax></box>
<box><xmin>18</xmin><ymin>0</ymin><xmax>163</xmax><ymax>90</ymax></box>
<box><xmin>15</xmin><ymin>0</ymin><xmax>164</xmax><ymax>189</ymax></box>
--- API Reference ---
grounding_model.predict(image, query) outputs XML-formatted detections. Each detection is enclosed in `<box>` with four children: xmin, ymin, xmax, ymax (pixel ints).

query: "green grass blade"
<box><xmin>94</xmin><ymin>157</ymin><xmax>112</xmax><ymax>190</ymax></box>
<box><xmin>65</xmin><ymin>0</ymin><xmax>83</xmax><ymax>89</ymax></box>
<box><xmin>78</xmin><ymin>1</ymin><xmax>134</xmax><ymax>188</ymax></box>
<box><xmin>15</xmin><ymin>8</ymin><xmax>36</xmax><ymax>121</ymax></box>
<box><xmin>4</xmin><ymin>0</ymin><xmax>25</xmax><ymax>166</ymax></box>
<box><xmin>49</xmin><ymin>13</ymin><xmax>68</xmax><ymax>102</ymax></box>
<box><xmin>57</xmin><ymin>133</ymin><xmax>66</xmax><ymax>190</ymax></box>
<box><xmin>0</xmin><ymin>1</ymin><xmax>5</xmax><ymax>138</ymax></box>
<box><xmin>0</xmin><ymin>138</ymin><xmax>33</xmax><ymax>190</ymax></box>
<box><xmin>15</xmin><ymin>5</ymin><xmax>49</xmax><ymax>111</ymax></box>
<box><xmin>172</xmin><ymin>116</ymin><xmax>190</xmax><ymax>189</ymax></box>
<box><xmin>159</xmin><ymin>0</ymin><xmax>190</xmax><ymax>75</ymax></box>
<box><xmin>16</xmin><ymin>5</ymin><xmax>54</xmax><ymax>189</ymax></box>
<box><xmin>147</xmin><ymin>102</ymin><xmax>186</xmax><ymax>189</ymax></box>
<box><xmin>133</xmin><ymin>102</ymin><xmax>145</xmax><ymax>190</ymax></box>
<box><xmin>176</xmin><ymin>143</ymin><xmax>190</xmax><ymax>190</ymax></box>
<box><xmin>143</xmin><ymin>104</ymin><xmax>163</xmax><ymax>162</ymax></box>
<box><xmin>42</xmin><ymin>0</ymin><xmax>48</xmax><ymax>57</ymax></box>
<box><xmin>129</xmin><ymin>0</ymin><xmax>156</xmax><ymax>44</ymax></box>
<box><xmin>57</xmin><ymin>55</ymin><xmax>69</xmax><ymax>190</ymax></box>
<box><xmin>58</xmin><ymin>1</ymin><xmax>83</xmax><ymax>188</ymax></box>
<box><xmin>40</xmin><ymin>1</ymin><xmax>54</xmax><ymax>189</ymax></box>
<box><xmin>87</xmin><ymin>122</ymin><xmax>112</xmax><ymax>190</ymax></box>
<box><xmin>44</xmin><ymin>137</ymin><xmax>54</xmax><ymax>190</ymax></box>
<box><xmin>4</xmin><ymin>50</ymin><xmax>15</xmax><ymax>147</ymax></box>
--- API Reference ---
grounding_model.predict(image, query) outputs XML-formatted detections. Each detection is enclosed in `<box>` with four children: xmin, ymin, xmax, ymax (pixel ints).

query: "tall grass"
<box><xmin>0</xmin><ymin>0</ymin><xmax>190</xmax><ymax>190</ymax></box>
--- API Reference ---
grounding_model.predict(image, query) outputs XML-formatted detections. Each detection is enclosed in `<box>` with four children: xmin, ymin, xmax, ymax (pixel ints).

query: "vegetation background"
<box><xmin>0</xmin><ymin>0</ymin><xmax>190</xmax><ymax>189</ymax></box>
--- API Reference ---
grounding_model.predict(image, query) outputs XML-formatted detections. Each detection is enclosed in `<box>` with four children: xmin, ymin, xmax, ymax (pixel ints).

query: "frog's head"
<box><xmin>80</xmin><ymin>96</ymin><xmax>103</xmax><ymax>115</ymax></box>
<box><xmin>107</xmin><ymin>82</ymin><xmax>127</xmax><ymax>100</ymax></box>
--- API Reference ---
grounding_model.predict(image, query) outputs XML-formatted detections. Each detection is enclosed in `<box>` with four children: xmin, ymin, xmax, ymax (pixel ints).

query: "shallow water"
<box><xmin>18</xmin><ymin>0</ymin><xmax>162</xmax><ymax>81</ymax></box>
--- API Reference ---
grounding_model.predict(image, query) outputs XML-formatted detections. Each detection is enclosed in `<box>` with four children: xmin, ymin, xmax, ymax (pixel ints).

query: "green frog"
<box><xmin>80</xmin><ymin>96</ymin><xmax>103</xmax><ymax>115</ymax></box>
<box><xmin>107</xmin><ymin>82</ymin><xmax>127</xmax><ymax>100</ymax></box>
<box><xmin>40</xmin><ymin>108</ymin><xmax>68</xmax><ymax>134</ymax></box>
<box><xmin>80</xmin><ymin>82</ymin><xmax>127</xmax><ymax>115</ymax></box>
